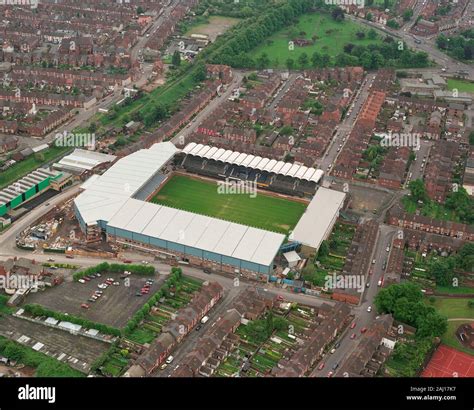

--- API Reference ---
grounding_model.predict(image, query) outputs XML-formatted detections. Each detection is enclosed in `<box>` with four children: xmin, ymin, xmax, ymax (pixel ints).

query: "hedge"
<box><xmin>23</xmin><ymin>304</ymin><xmax>121</xmax><ymax>337</ymax></box>
<box><xmin>123</xmin><ymin>268</ymin><xmax>182</xmax><ymax>336</ymax></box>
<box><xmin>0</xmin><ymin>336</ymin><xmax>84</xmax><ymax>377</ymax></box>
<box><xmin>73</xmin><ymin>262</ymin><xmax>155</xmax><ymax>281</ymax></box>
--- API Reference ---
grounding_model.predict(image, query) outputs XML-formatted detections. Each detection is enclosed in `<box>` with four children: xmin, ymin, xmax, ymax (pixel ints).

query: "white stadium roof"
<box><xmin>182</xmin><ymin>143</ymin><xmax>324</xmax><ymax>182</ymax></box>
<box><xmin>289</xmin><ymin>187</ymin><xmax>346</xmax><ymax>250</ymax></box>
<box><xmin>74</xmin><ymin>142</ymin><xmax>178</xmax><ymax>225</ymax></box>
<box><xmin>107</xmin><ymin>198</ymin><xmax>285</xmax><ymax>267</ymax></box>
<box><xmin>75</xmin><ymin>142</ymin><xmax>285</xmax><ymax>268</ymax></box>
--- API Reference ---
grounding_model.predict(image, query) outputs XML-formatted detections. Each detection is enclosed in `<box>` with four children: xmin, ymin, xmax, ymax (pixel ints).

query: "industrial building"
<box><xmin>0</xmin><ymin>168</ymin><xmax>67</xmax><ymax>218</ymax></box>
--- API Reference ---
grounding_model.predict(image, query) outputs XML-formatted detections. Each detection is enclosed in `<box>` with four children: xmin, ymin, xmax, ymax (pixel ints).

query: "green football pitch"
<box><xmin>151</xmin><ymin>175</ymin><xmax>307</xmax><ymax>234</ymax></box>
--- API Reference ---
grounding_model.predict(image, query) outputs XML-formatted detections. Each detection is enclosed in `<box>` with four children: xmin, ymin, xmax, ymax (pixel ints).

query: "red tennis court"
<box><xmin>422</xmin><ymin>344</ymin><xmax>474</xmax><ymax>378</ymax></box>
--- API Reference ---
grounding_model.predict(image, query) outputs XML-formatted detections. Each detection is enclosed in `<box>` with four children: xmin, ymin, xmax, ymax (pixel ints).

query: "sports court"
<box><xmin>422</xmin><ymin>344</ymin><xmax>474</xmax><ymax>378</ymax></box>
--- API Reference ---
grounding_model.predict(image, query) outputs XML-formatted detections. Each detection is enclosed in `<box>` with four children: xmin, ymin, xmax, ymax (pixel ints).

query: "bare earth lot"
<box><xmin>185</xmin><ymin>16</ymin><xmax>240</xmax><ymax>41</ymax></box>
<box><xmin>25</xmin><ymin>272</ymin><xmax>166</xmax><ymax>328</ymax></box>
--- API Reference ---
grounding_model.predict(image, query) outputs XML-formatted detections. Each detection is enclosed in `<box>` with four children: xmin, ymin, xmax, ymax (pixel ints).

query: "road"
<box><xmin>318</xmin><ymin>73</ymin><xmax>377</xmax><ymax>173</ymax></box>
<box><xmin>406</xmin><ymin>140</ymin><xmax>432</xmax><ymax>186</ymax></box>
<box><xmin>346</xmin><ymin>14</ymin><xmax>474</xmax><ymax>80</ymax></box>
<box><xmin>170</xmin><ymin>72</ymin><xmax>244</xmax><ymax>146</ymax></box>
<box><xmin>311</xmin><ymin>224</ymin><xmax>398</xmax><ymax>377</ymax></box>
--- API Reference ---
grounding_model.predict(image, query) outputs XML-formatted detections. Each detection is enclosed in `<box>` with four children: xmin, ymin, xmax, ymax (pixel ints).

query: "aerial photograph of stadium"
<box><xmin>0</xmin><ymin>0</ymin><xmax>472</xmax><ymax>409</ymax></box>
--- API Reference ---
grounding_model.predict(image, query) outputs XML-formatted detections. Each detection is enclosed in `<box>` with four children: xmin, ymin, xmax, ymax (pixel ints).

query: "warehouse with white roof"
<box><xmin>74</xmin><ymin>142</ymin><xmax>285</xmax><ymax>275</ymax></box>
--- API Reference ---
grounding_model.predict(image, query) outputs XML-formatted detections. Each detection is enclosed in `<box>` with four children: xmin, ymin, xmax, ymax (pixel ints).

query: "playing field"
<box><xmin>252</xmin><ymin>12</ymin><xmax>382</xmax><ymax>68</ymax></box>
<box><xmin>151</xmin><ymin>175</ymin><xmax>307</xmax><ymax>234</ymax></box>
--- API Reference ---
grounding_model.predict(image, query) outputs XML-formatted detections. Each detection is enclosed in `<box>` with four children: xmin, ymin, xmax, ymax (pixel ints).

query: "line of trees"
<box><xmin>73</xmin><ymin>262</ymin><xmax>155</xmax><ymax>282</ymax></box>
<box><xmin>123</xmin><ymin>267</ymin><xmax>183</xmax><ymax>336</ymax></box>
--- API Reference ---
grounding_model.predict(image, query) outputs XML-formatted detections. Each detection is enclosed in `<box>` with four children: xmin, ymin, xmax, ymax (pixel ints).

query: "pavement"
<box><xmin>346</xmin><ymin>15</ymin><xmax>474</xmax><ymax>81</ymax></box>
<box><xmin>318</xmin><ymin>73</ymin><xmax>377</xmax><ymax>174</ymax></box>
<box><xmin>170</xmin><ymin>72</ymin><xmax>244</xmax><ymax>146</ymax></box>
<box><xmin>311</xmin><ymin>224</ymin><xmax>398</xmax><ymax>377</ymax></box>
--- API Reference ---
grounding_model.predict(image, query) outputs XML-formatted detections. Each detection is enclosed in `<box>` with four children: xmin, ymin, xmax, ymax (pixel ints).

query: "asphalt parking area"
<box><xmin>25</xmin><ymin>272</ymin><xmax>165</xmax><ymax>328</ymax></box>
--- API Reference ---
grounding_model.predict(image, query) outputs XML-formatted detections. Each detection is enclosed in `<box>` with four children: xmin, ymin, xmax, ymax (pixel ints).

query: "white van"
<box><xmin>201</xmin><ymin>316</ymin><xmax>209</xmax><ymax>324</ymax></box>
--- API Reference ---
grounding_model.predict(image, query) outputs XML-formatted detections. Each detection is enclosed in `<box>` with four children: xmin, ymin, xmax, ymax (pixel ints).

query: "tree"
<box><xmin>428</xmin><ymin>259</ymin><xmax>453</xmax><ymax>287</ymax></box>
<box><xmin>366</xmin><ymin>12</ymin><xmax>373</xmax><ymax>21</ymax></box>
<box><xmin>88</xmin><ymin>122</ymin><xmax>97</xmax><ymax>133</ymax></box>
<box><xmin>298</xmin><ymin>52</ymin><xmax>309</xmax><ymax>67</ymax></box>
<box><xmin>171</xmin><ymin>50</ymin><xmax>181</xmax><ymax>67</ymax></box>
<box><xmin>256</xmin><ymin>53</ymin><xmax>270</xmax><ymax>69</ymax></box>
<box><xmin>192</xmin><ymin>63</ymin><xmax>207</xmax><ymax>82</ymax></box>
<box><xmin>331</xmin><ymin>7</ymin><xmax>344</xmax><ymax>22</ymax></box>
<box><xmin>368</xmin><ymin>29</ymin><xmax>377</xmax><ymax>40</ymax></box>
<box><xmin>317</xmin><ymin>240</ymin><xmax>330</xmax><ymax>260</ymax></box>
<box><xmin>403</xmin><ymin>9</ymin><xmax>413</xmax><ymax>21</ymax></box>
<box><xmin>286</xmin><ymin>58</ymin><xmax>295</xmax><ymax>70</ymax></box>
<box><xmin>387</xmin><ymin>19</ymin><xmax>400</xmax><ymax>29</ymax></box>
<box><xmin>356</xmin><ymin>31</ymin><xmax>366</xmax><ymax>40</ymax></box>
<box><xmin>416</xmin><ymin>311</ymin><xmax>447</xmax><ymax>338</ymax></box>
<box><xmin>408</xmin><ymin>179</ymin><xmax>428</xmax><ymax>203</ymax></box>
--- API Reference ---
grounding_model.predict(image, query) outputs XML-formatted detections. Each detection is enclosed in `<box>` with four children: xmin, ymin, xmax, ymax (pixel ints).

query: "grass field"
<box><xmin>427</xmin><ymin>297</ymin><xmax>473</xmax><ymax>319</ymax></box>
<box><xmin>447</xmin><ymin>78</ymin><xmax>474</xmax><ymax>94</ymax></box>
<box><xmin>0</xmin><ymin>145</ymin><xmax>70</xmax><ymax>190</ymax></box>
<box><xmin>427</xmin><ymin>297</ymin><xmax>474</xmax><ymax>356</ymax></box>
<box><xmin>252</xmin><ymin>12</ymin><xmax>382</xmax><ymax>68</ymax></box>
<box><xmin>151</xmin><ymin>175</ymin><xmax>307</xmax><ymax>234</ymax></box>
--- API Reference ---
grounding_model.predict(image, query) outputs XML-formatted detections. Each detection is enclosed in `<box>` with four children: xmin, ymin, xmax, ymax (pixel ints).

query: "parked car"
<box><xmin>203</xmin><ymin>268</ymin><xmax>211</xmax><ymax>274</ymax></box>
<box><xmin>195</xmin><ymin>324</ymin><xmax>202</xmax><ymax>331</ymax></box>
<box><xmin>350</xmin><ymin>321</ymin><xmax>356</xmax><ymax>329</ymax></box>
<box><xmin>318</xmin><ymin>362</ymin><xmax>325</xmax><ymax>370</ymax></box>
<box><xmin>361</xmin><ymin>327</ymin><xmax>368</xmax><ymax>334</ymax></box>
<box><xmin>367</xmin><ymin>306</ymin><xmax>372</xmax><ymax>313</ymax></box>
<box><xmin>78</xmin><ymin>279</ymin><xmax>86</xmax><ymax>284</ymax></box>
<box><xmin>83</xmin><ymin>277</ymin><xmax>91</xmax><ymax>282</ymax></box>
<box><xmin>332</xmin><ymin>362</ymin><xmax>339</xmax><ymax>370</ymax></box>
<box><xmin>135</xmin><ymin>292</ymin><xmax>143</xmax><ymax>297</ymax></box>
<box><xmin>160</xmin><ymin>363</ymin><xmax>168</xmax><ymax>370</ymax></box>
<box><xmin>81</xmin><ymin>303</ymin><xmax>90</xmax><ymax>309</ymax></box>
<box><xmin>66</xmin><ymin>255</ymin><xmax>74</xmax><ymax>259</ymax></box>
<box><xmin>47</xmin><ymin>258</ymin><xmax>55</xmax><ymax>262</ymax></box>
<box><xmin>327</xmin><ymin>371</ymin><xmax>334</xmax><ymax>378</ymax></box>
<box><xmin>350</xmin><ymin>333</ymin><xmax>356</xmax><ymax>339</ymax></box>
<box><xmin>166</xmin><ymin>356</ymin><xmax>174</xmax><ymax>364</ymax></box>
<box><xmin>113</xmin><ymin>282</ymin><xmax>120</xmax><ymax>286</ymax></box>
<box><xmin>88</xmin><ymin>298</ymin><xmax>96</xmax><ymax>303</ymax></box>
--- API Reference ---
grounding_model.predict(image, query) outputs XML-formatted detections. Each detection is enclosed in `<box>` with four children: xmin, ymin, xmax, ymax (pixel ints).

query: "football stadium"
<box><xmin>74</xmin><ymin>142</ymin><xmax>346</xmax><ymax>278</ymax></box>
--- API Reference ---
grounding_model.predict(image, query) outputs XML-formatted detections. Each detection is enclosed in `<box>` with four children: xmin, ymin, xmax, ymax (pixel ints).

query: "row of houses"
<box><xmin>424</xmin><ymin>140</ymin><xmax>461</xmax><ymax>203</ymax></box>
<box><xmin>145</xmin><ymin>0</ymin><xmax>199</xmax><ymax>51</ymax></box>
<box><xmin>332</xmin><ymin>220</ymin><xmax>380</xmax><ymax>305</ymax></box>
<box><xmin>0</xmin><ymin>90</ymin><xmax>96</xmax><ymax>109</ymax></box>
<box><xmin>272</xmin><ymin>302</ymin><xmax>352</xmax><ymax>377</ymax></box>
<box><xmin>171</xmin><ymin>287</ymin><xmax>277</xmax><ymax>377</ymax></box>
<box><xmin>125</xmin><ymin>281</ymin><xmax>224</xmax><ymax>376</ymax></box>
<box><xmin>387</xmin><ymin>204</ymin><xmax>474</xmax><ymax>241</ymax></box>
<box><xmin>337</xmin><ymin>315</ymin><xmax>395</xmax><ymax>377</ymax></box>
